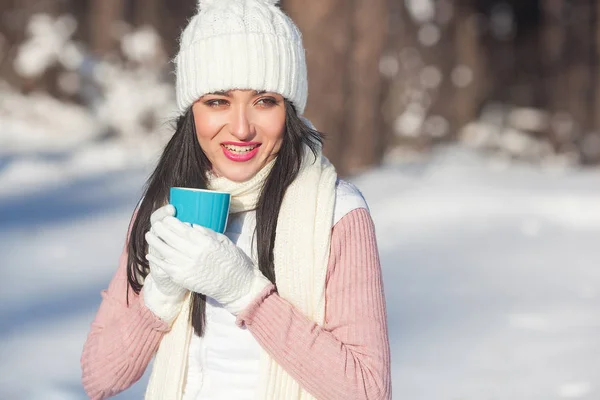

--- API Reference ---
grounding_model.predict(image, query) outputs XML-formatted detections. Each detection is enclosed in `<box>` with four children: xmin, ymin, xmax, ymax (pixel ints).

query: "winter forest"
<box><xmin>1</xmin><ymin>0</ymin><xmax>600</xmax><ymax>399</ymax></box>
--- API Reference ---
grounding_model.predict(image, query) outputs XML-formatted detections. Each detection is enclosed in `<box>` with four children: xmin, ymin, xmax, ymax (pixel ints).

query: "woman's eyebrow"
<box><xmin>208</xmin><ymin>90</ymin><xmax>267</xmax><ymax>96</ymax></box>
<box><xmin>210</xmin><ymin>90</ymin><xmax>232</xmax><ymax>97</ymax></box>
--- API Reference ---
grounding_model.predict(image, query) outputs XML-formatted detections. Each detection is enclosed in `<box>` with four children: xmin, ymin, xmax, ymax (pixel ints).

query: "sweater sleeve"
<box><xmin>236</xmin><ymin>208</ymin><xmax>392</xmax><ymax>400</ymax></box>
<box><xmin>80</xmin><ymin>239</ymin><xmax>171</xmax><ymax>400</ymax></box>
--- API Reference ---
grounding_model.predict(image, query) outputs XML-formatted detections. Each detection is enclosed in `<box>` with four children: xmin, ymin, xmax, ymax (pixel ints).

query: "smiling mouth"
<box><xmin>221</xmin><ymin>143</ymin><xmax>261</xmax><ymax>154</ymax></box>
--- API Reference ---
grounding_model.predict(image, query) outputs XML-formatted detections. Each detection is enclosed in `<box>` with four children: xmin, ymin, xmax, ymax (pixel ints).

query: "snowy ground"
<box><xmin>1</xmin><ymin>142</ymin><xmax>599</xmax><ymax>400</ymax></box>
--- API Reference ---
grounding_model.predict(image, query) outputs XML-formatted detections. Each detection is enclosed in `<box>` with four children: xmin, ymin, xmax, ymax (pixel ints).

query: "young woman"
<box><xmin>80</xmin><ymin>0</ymin><xmax>391</xmax><ymax>399</ymax></box>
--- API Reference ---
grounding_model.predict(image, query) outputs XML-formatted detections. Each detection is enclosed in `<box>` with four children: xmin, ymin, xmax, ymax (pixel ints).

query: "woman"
<box><xmin>81</xmin><ymin>0</ymin><xmax>391</xmax><ymax>399</ymax></box>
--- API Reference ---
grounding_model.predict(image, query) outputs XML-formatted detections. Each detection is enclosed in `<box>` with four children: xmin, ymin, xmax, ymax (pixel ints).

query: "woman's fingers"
<box><xmin>146</xmin><ymin>254</ymin><xmax>176</xmax><ymax>277</ymax></box>
<box><xmin>153</xmin><ymin>219</ymin><xmax>195</xmax><ymax>253</ymax></box>
<box><xmin>162</xmin><ymin>216</ymin><xmax>193</xmax><ymax>237</ymax></box>
<box><xmin>191</xmin><ymin>223</ymin><xmax>221</xmax><ymax>242</ymax></box>
<box><xmin>150</xmin><ymin>204</ymin><xmax>176</xmax><ymax>225</ymax></box>
<box><xmin>145</xmin><ymin>230</ymin><xmax>183</xmax><ymax>261</ymax></box>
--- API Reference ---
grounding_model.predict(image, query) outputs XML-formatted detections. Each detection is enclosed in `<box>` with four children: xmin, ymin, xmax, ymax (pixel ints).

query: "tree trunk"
<box><xmin>283</xmin><ymin>0</ymin><xmax>389</xmax><ymax>175</ymax></box>
<box><xmin>594</xmin><ymin>1</ymin><xmax>600</xmax><ymax>135</ymax></box>
<box><xmin>381</xmin><ymin>0</ymin><xmax>422</xmax><ymax>150</ymax></box>
<box><xmin>134</xmin><ymin>0</ymin><xmax>161</xmax><ymax>27</ymax></box>
<box><xmin>564</xmin><ymin>2</ymin><xmax>593</xmax><ymax>139</ymax></box>
<box><xmin>539</xmin><ymin>0</ymin><xmax>566</xmax><ymax>147</ymax></box>
<box><xmin>89</xmin><ymin>0</ymin><xmax>124</xmax><ymax>55</ymax></box>
<box><xmin>426</xmin><ymin>3</ymin><xmax>458</xmax><ymax>140</ymax></box>
<box><xmin>282</xmin><ymin>0</ymin><xmax>354</xmax><ymax>175</ymax></box>
<box><xmin>452</xmin><ymin>1</ymin><xmax>485</xmax><ymax>132</ymax></box>
<box><xmin>342</xmin><ymin>0</ymin><xmax>389</xmax><ymax>174</ymax></box>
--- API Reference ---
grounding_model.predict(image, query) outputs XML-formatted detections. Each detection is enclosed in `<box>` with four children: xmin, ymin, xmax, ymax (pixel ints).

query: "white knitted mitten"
<box><xmin>145</xmin><ymin>215</ymin><xmax>271</xmax><ymax>316</ymax></box>
<box><xmin>142</xmin><ymin>205</ymin><xmax>188</xmax><ymax>323</ymax></box>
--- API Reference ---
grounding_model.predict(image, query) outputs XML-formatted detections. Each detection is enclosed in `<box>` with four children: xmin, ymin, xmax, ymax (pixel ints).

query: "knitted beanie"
<box><xmin>174</xmin><ymin>0</ymin><xmax>308</xmax><ymax>115</ymax></box>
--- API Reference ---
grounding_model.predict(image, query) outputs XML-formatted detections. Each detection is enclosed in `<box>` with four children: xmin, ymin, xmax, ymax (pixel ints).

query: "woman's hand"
<box><xmin>145</xmin><ymin>214</ymin><xmax>271</xmax><ymax>315</ymax></box>
<box><xmin>142</xmin><ymin>205</ymin><xmax>189</xmax><ymax>324</ymax></box>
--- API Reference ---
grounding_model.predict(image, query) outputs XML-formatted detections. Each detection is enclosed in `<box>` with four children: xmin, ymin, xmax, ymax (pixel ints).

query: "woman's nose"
<box><xmin>229</xmin><ymin>105</ymin><xmax>254</xmax><ymax>140</ymax></box>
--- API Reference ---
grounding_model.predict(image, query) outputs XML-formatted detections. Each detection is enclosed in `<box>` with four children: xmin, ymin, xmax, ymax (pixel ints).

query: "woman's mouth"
<box><xmin>221</xmin><ymin>143</ymin><xmax>261</xmax><ymax>162</ymax></box>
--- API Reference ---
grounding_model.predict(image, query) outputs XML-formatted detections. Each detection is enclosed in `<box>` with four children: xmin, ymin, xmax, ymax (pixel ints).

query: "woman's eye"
<box><xmin>205</xmin><ymin>99</ymin><xmax>228</xmax><ymax>107</ymax></box>
<box><xmin>256</xmin><ymin>97</ymin><xmax>278</xmax><ymax>107</ymax></box>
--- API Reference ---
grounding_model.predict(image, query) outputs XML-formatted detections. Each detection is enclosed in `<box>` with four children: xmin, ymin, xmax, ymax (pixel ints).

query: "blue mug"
<box><xmin>169</xmin><ymin>187</ymin><xmax>231</xmax><ymax>233</ymax></box>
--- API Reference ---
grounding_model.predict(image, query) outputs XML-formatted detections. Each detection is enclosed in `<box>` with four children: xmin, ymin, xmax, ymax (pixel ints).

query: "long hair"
<box><xmin>126</xmin><ymin>101</ymin><xmax>322</xmax><ymax>336</ymax></box>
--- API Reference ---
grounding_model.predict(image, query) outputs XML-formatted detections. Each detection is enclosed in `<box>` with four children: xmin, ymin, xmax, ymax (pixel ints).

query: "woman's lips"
<box><xmin>221</xmin><ymin>143</ymin><xmax>261</xmax><ymax>162</ymax></box>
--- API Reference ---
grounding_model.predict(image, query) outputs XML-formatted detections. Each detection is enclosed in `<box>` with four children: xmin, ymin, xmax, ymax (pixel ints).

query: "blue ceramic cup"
<box><xmin>169</xmin><ymin>187</ymin><xmax>231</xmax><ymax>233</ymax></box>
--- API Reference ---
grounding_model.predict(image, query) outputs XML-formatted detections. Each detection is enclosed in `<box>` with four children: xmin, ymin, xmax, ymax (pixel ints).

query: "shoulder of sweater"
<box><xmin>333</xmin><ymin>179</ymin><xmax>369</xmax><ymax>226</ymax></box>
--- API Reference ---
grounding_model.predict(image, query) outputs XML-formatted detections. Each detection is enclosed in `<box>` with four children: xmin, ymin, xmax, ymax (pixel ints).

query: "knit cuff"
<box><xmin>141</xmin><ymin>277</ymin><xmax>186</xmax><ymax>326</ymax></box>
<box><xmin>226</xmin><ymin>272</ymin><xmax>273</xmax><ymax>317</ymax></box>
<box><xmin>235</xmin><ymin>283</ymin><xmax>277</xmax><ymax>328</ymax></box>
<box><xmin>131</xmin><ymin>292</ymin><xmax>172</xmax><ymax>333</ymax></box>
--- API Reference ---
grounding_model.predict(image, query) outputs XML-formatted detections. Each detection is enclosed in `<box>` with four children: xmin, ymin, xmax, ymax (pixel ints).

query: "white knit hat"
<box><xmin>174</xmin><ymin>0</ymin><xmax>308</xmax><ymax>115</ymax></box>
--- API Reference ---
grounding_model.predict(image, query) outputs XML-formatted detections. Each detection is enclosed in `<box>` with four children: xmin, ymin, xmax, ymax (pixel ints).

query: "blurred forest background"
<box><xmin>2</xmin><ymin>0</ymin><xmax>600</xmax><ymax>175</ymax></box>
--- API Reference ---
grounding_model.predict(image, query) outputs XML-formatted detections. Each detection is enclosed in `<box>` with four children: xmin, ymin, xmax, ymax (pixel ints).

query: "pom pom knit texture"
<box><xmin>175</xmin><ymin>0</ymin><xmax>307</xmax><ymax>114</ymax></box>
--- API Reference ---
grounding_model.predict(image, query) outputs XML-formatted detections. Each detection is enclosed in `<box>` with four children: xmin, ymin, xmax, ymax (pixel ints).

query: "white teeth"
<box><xmin>223</xmin><ymin>144</ymin><xmax>259</xmax><ymax>153</ymax></box>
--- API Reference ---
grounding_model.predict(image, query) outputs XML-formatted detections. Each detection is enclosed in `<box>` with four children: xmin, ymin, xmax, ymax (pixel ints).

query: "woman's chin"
<box><xmin>213</xmin><ymin>158</ymin><xmax>272</xmax><ymax>182</ymax></box>
<box><xmin>214</xmin><ymin>168</ymin><xmax>259</xmax><ymax>183</ymax></box>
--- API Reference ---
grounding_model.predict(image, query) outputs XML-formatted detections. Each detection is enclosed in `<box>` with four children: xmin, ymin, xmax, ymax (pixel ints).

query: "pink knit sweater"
<box><xmin>81</xmin><ymin>208</ymin><xmax>391</xmax><ymax>399</ymax></box>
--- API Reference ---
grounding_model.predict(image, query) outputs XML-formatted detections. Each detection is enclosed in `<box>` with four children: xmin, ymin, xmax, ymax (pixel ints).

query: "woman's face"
<box><xmin>192</xmin><ymin>89</ymin><xmax>286</xmax><ymax>182</ymax></box>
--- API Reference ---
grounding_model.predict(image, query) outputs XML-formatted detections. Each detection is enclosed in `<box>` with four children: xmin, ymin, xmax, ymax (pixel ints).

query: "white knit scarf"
<box><xmin>145</xmin><ymin>145</ymin><xmax>337</xmax><ymax>400</ymax></box>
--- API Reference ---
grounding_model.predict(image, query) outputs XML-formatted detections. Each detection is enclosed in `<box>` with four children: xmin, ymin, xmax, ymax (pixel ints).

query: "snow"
<box><xmin>405</xmin><ymin>0</ymin><xmax>436</xmax><ymax>23</ymax></box>
<box><xmin>14</xmin><ymin>14</ymin><xmax>78</xmax><ymax>78</ymax></box>
<box><xmin>121</xmin><ymin>27</ymin><xmax>163</xmax><ymax>64</ymax></box>
<box><xmin>1</xmin><ymin>136</ymin><xmax>600</xmax><ymax>399</ymax></box>
<box><xmin>0</xmin><ymin>86</ymin><xmax>100</xmax><ymax>155</ymax></box>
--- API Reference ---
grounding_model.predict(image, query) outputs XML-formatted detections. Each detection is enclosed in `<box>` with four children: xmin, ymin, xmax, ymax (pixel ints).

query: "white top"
<box><xmin>182</xmin><ymin>180</ymin><xmax>367</xmax><ymax>400</ymax></box>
